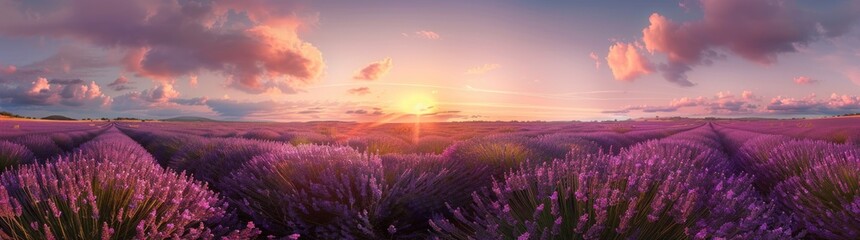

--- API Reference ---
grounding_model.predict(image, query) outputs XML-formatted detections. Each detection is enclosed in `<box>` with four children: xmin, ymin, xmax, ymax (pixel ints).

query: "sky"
<box><xmin>1</xmin><ymin>0</ymin><xmax>860</xmax><ymax>122</ymax></box>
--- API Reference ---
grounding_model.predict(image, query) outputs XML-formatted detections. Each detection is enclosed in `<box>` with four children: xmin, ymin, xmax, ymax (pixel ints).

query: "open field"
<box><xmin>0</xmin><ymin>119</ymin><xmax>857</xmax><ymax>239</ymax></box>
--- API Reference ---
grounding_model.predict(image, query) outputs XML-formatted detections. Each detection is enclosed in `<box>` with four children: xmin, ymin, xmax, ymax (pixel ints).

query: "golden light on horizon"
<box><xmin>399</xmin><ymin>93</ymin><xmax>436</xmax><ymax>115</ymax></box>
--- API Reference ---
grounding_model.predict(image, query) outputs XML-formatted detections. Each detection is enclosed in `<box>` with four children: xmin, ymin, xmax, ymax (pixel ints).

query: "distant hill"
<box><xmin>42</xmin><ymin>115</ymin><xmax>76</xmax><ymax>121</ymax></box>
<box><xmin>162</xmin><ymin>116</ymin><xmax>219</xmax><ymax>122</ymax></box>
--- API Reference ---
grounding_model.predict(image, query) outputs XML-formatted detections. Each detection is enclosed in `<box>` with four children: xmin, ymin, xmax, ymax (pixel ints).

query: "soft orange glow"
<box><xmin>399</xmin><ymin>93</ymin><xmax>436</xmax><ymax>115</ymax></box>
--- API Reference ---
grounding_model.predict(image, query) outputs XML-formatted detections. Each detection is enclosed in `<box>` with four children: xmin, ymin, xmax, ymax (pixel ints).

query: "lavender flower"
<box><xmin>737</xmin><ymin>138</ymin><xmax>854</xmax><ymax>192</ymax></box>
<box><xmin>172</xmin><ymin>138</ymin><xmax>286</xmax><ymax>186</ymax></box>
<box><xmin>0</xmin><ymin>153</ymin><xmax>256</xmax><ymax>239</ymax></box>
<box><xmin>69</xmin><ymin>128</ymin><xmax>157</xmax><ymax>164</ymax></box>
<box><xmin>11</xmin><ymin>135</ymin><xmax>63</xmax><ymax>161</ymax></box>
<box><xmin>431</xmin><ymin>139</ymin><xmax>796</xmax><ymax>239</ymax></box>
<box><xmin>773</xmin><ymin>152</ymin><xmax>860</xmax><ymax>239</ymax></box>
<box><xmin>221</xmin><ymin>145</ymin><xmax>381</xmax><ymax>238</ymax></box>
<box><xmin>0</xmin><ymin>141</ymin><xmax>35</xmax><ymax>170</ymax></box>
<box><xmin>242</xmin><ymin>129</ymin><xmax>284</xmax><ymax>141</ymax></box>
<box><xmin>443</xmin><ymin>135</ymin><xmax>539</xmax><ymax>174</ymax></box>
<box><xmin>222</xmin><ymin>145</ymin><xmax>467</xmax><ymax>239</ymax></box>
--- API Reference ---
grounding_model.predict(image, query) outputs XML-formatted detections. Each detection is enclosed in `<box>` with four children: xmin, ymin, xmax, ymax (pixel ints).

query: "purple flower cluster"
<box><xmin>242</xmin><ymin>129</ymin><xmax>284</xmax><ymax>141</ymax></box>
<box><xmin>9</xmin><ymin>135</ymin><xmax>63</xmax><ymax>161</ymax></box>
<box><xmin>443</xmin><ymin>135</ymin><xmax>539</xmax><ymax>173</ymax></box>
<box><xmin>221</xmin><ymin>145</ymin><xmax>382</xmax><ymax>238</ymax></box>
<box><xmin>172</xmin><ymin>138</ymin><xmax>286</xmax><ymax>186</ymax></box>
<box><xmin>3</xmin><ymin>120</ymin><xmax>841</xmax><ymax>239</ymax></box>
<box><xmin>737</xmin><ymin>138</ymin><xmax>853</xmax><ymax>192</ymax></box>
<box><xmin>431</xmin><ymin>139</ymin><xmax>795</xmax><ymax>239</ymax></box>
<box><xmin>0</xmin><ymin>153</ymin><xmax>257</xmax><ymax>239</ymax></box>
<box><xmin>69</xmin><ymin>128</ymin><xmax>157</xmax><ymax>164</ymax></box>
<box><xmin>528</xmin><ymin>133</ymin><xmax>602</xmax><ymax>160</ymax></box>
<box><xmin>773</xmin><ymin>153</ymin><xmax>860</xmax><ymax>238</ymax></box>
<box><xmin>0</xmin><ymin>141</ymin><xmax>35</xmax><ymax>170</ymax></box>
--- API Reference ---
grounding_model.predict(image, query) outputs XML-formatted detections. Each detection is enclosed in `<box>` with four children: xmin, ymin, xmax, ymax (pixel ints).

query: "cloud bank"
<box><xmin>611</xmin><ymin>0</ymin><xmax>860</xmax><ymax>86</ymax></box>
<box><xmin>0</xmin><ymin>77</ymin><xmax>111</xmax><ymax>108</ymax></box>
<box><xmin>0</xmin><ymin>0</ymin><xmax>325</xmax><ymax>94</ymax></box>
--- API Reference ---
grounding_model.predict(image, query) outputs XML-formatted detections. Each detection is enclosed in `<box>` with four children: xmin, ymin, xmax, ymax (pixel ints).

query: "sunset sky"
<box><xmin>2</xmin><ymin>0</ymin><xmax>860</xmax><ymax>121</ymax></box>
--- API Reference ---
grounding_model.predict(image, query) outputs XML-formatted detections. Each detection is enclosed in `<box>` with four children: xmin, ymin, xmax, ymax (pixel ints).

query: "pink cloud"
<box><xmin>588</xmin><ymin>52</ymin><xmax>601</xmax><ymax>69</ymax></box>
<box><xmin>353</xmin><ymin>58</ymin><xmax>393</xmax><ymax>81</ymax></box>
<box><xmin>189</xmin><ymin>75</ymin><xmax>198</xmax><ymax>87</ymax></box>
<box><xmin>0</xmin><ymin>0</ymin><xmax>325</xmax><ymax>94</ymax></box>
<box><xmin>466</xmin><ymin>64</ymin><xmax>501</xmax><ymax>75</ymax></box>
<box><xmin>631</xmin><ymin>0</ymin><xmax>860</xmax><ymax>86</ymax></box>
<box><xmin>605</xmin><ymin>91</ymin><xmax>760</xmax><ymax>114</ymax></box>
<box><xmin>793</xmin><ymin>76</ymin><xmax>819</xmax><ymax>85</ymax></box>
<box><xmin>767</xmin><ymin>93</ymin><xmax>860</xmax><ymax>114</ymax></box>
<box><xmin>140</xmin><ymin>83</ymin><xmax>180</xmax><ymax>103</ymax></box>
<box><xmin>741</xmin><ymin>90</ymin><xmax>760</xmax><ymax>101</ymax></box>
<box><xmin>413</xmin><ymin>30</ymin><xmax>440</xmax><ymax>40</ymax></box>
<box><xmin>347</xmin><ymin>87</ymin><xmax>371</xmax><ymax>95</ymax></box>
<box><xmin>606</xmin><ymin>42</ymin><xmax>654</xmax><ymax>81</ymax></box>
<box><xmin>111</xmin><ymin>83</ymin><xmax>203</xmax><ymax>111</ymax></box>
<box><xmin>1</xmin><ymin>65</ymin><xmax>15</xmax><ymax>74</ymax></box>
<box><xmin>0</xmin><ymin>77</ymin><xmax>111</xmax><ymax>108</ymax></box>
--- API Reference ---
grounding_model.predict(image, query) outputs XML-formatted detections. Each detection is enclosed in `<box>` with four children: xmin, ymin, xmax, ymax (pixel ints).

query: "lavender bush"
<box><xmin>736</xmin><ymin>138</ymin><xmax>854</xmax><ymax>191</ymax></box>
<box><xmin>0</xmin><ymin>141</ymin><xmax>35</xmax><ymax>170</ymax></box>
<box><xmin>69</xmin><ymin>128</ymin><xmax>157</xmax><ymax>164</ymax></box>
<box><xmin>528</xmin><ymin>133</ymin><xmax>602</xmax><ymax>160</ymax></box>
<box><xmin>143</xmin><ymin>133</ymin><xmax>203</xmax><ymax>166</ymax></box>
<box><xmin>443</xmin><ymin>135</ymin><xmax>540</xmax><ymax>174</ymax></box>
<box><xmin>171</xmin><ymin>138</ymin><xmax>286</xmax><ymax>186</ymax></box>
<box><xmin>380</xmin><ymin>154</ymin><xmax>491</xmax><ymax>237</ymax></box>
<box><xmin>11</xmin><ymin>135</ymin><xmax>63</xmax><ymax>161</ymax></box>
<box><xmin>242</xmin><ymin>129</ymin><xmax>283</xmax><ymax>141</ymax></box>
<box><xmin>431</xmin><ymin>140</ymin><xmax>796</xmax><ymax>239</ymax></box>
<box><xmin>773</xmin><ymin>151</ymin><xmax>860</xmax><ymax>239</ymax></box>
<box><xmin>221</xmin><ymin>145</ymin><xmax>382</xmax><ymax>238</ymax></box>
<box><xmin>0</xmin><ymin>154</ymin><xmax>258</xmax><ymax>239</ymax></box>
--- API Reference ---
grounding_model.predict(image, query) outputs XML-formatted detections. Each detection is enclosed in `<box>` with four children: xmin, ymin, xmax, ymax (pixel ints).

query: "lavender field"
<box><xmin>0</xmin><ymin>119</ymin><xmax>856</xmax><ymax>239</ymax></box>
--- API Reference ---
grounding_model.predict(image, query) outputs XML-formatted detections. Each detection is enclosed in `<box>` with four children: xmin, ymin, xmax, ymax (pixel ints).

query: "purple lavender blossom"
<box><xmin>0</xmin><ymin>153</ymin><xmax>257</xmax><ymax>239</ymax></box>
<box><xmin>0</xmin><ymin>141</ymin><xmax>35</xmax><ymax>170</ymax></box>
<box><xmin>430</xmin><ymin>139</ymin><xmax>796</xmax><ymax>239</ymax></box>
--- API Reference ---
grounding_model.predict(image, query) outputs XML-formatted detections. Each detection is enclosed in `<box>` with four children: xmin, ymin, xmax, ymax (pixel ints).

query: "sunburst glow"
<box><xmin>399</xmin><ymin>93</ymin><xmax>436</xmax><ymax>115</ymax></box>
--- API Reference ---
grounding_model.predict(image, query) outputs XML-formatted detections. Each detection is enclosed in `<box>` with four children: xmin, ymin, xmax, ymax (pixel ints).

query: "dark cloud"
<box><xmin>171</xmin><ymin>97</ymin><xmax>209</xmax><ymax>106</ymax></box>
<box><xmin>107</xmin><ymin>76</ymin><xmax>135</xmax><ymax>91</ymax></box>
<box><xmin>49</xmin><ymin>79</ymin><xmax>86</xmax><ymax>85</ymax></box>
<box><xmin>346</xmin><ymin>109</ymin><xmax>369</xmax><ymax>114</ymax></box>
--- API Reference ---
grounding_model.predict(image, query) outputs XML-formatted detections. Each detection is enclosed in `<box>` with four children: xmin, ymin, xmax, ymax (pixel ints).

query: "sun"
<box><xmin>399</xmin><ymin>93</ymin><xmax>436</xmax><ymax>115</ymax></box>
